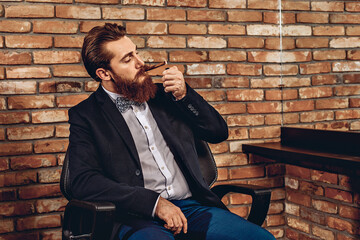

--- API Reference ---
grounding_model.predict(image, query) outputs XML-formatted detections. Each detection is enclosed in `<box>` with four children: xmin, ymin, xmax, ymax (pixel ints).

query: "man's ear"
<box><xmin>96</xmin><ymin>68</ymin><xmax>112</xmax><ymax>82</ymax></box>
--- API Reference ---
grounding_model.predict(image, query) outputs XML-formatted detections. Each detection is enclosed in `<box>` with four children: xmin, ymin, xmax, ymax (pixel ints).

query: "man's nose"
<box><xmin>135</xmin><ymin>55</ymin><xmax>145</xmax><ymax>68</ymax></box>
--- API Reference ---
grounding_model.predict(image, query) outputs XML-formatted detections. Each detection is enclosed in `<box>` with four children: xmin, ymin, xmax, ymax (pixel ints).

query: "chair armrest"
<box><xmin>211</xmin><ymin>184</ymin><xmax>271</xmax><ymax>226</ymax></box>
<box><xmin>63</xmin><ymin>199</ymin><xmax>116</xmax><ymax>240</ymax></box>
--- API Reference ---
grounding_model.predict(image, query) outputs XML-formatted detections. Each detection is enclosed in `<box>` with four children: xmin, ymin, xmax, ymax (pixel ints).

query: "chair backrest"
<box><xmin>60</xmin><ymin>151</ymin><xmax>72</xmax><ymax>201</ymax></box>
<box><xmin>60</xmin><ymin>139</ymin><xmax>218</xmax><ymax>200</ymax></box>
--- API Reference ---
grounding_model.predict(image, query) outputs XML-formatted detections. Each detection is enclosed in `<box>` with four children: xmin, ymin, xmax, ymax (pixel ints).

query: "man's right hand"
<box><xmin>155</xmin><ymin>197</ymin><xmax>188</xmax><ymax>235</ymax></box>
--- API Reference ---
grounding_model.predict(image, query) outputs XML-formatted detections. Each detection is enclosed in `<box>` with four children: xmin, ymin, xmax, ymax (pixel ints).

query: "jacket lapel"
<box><xmin>94</xmin><ymin>86</ymin><xmax>141</xmax><ymax>169</ymax></box>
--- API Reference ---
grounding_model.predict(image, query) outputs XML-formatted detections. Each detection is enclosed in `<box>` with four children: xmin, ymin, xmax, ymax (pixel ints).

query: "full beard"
<box><xmin>111</xmin><ymin>66</ymin><xmax>157</xmax><ymax>103</ymax></box>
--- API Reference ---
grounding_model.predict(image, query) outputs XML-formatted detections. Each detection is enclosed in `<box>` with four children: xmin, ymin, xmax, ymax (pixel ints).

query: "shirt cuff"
<box><xmin>152</xmin><ymin>195</ymin><xmax>161</xmax><ymax>218</ymax></box>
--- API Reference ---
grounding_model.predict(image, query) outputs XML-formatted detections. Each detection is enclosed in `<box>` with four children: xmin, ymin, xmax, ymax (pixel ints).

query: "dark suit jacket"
<box><xmin>68</xmin><ymin>83</ymin><xmax>228</xmax><ymax>223</ymax></box>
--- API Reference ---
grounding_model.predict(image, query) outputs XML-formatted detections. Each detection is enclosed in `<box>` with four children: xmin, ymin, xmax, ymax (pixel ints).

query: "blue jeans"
<box><xmin>118</xmin><ymin>199</ymin><xmax>276</xmax><ymax>240</ymax></box>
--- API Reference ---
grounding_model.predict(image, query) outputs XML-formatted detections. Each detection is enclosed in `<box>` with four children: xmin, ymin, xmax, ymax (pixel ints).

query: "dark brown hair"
<box><xmin>82</xmin><ymin>23</ymin><xmax>126</xmax><ymax>82</ymax></box>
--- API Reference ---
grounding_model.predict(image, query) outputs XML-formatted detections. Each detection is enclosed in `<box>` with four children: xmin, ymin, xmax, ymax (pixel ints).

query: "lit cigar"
<box><xmin>145</xmin><ymin>61</ymin><xmax>167</xmax><ymax>72</ymax></box>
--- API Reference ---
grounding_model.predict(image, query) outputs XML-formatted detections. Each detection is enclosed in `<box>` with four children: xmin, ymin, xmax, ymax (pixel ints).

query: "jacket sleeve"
<box><xmin>68</xmin><ymin>107</ymin><xmax>159</xmax><ymax>219</ymax></box>
<box><xmin>167</xmin><ymin>84</ymin><xmax>228</xmax><ymax>144</ymax></box>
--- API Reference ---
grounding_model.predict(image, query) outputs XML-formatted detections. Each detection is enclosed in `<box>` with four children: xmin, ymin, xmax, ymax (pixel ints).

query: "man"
<box><xmin>68</xmin><ymin>23</ymin><xmax>275</xmax><ymax>240</ymax></box>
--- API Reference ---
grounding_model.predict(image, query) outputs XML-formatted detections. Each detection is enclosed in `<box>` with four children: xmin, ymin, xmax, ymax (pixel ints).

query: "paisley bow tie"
<box><xmin>115</xmin><ymin>97</ymin><xmax>144</xmax><ymax>113</ymax></box>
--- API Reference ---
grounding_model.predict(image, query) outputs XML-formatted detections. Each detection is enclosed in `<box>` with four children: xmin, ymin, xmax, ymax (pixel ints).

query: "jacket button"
<box><xmin>135</xmin><ymin>169</ymin><xmax>141</xmax><ymax>176</ymax></box>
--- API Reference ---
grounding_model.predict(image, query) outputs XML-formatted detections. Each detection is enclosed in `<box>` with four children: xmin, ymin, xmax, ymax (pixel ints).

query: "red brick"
<box><xmin>313</xmin><ymin>225</ymin><xmax>335</xmax><ymax>240</ymax></box>
<box><xmin>264</xmin><ymin>12</ymin><xmax>295</xmax><ymax>24</ymax></box>
<box><xmin>313</xmin><ymin>26</ymin><xmax>345</xmax><ymax>36</ymax></box>
<box><xmin>265</xmin><ymin>89</ymin><xmax>298</xmax><ymax>101</ymax></box>
<box><xmin>85</xmin><ymin>81</ymin><xmax>100</xmax><ymax>92</ymax></box>
<box><xmin>265</xmin><ymin>114</ymin><xmax>282</xmax><ymax>125</ymax></box>
<box><xmin>187</xmin><ymin>64</ymin><xmax>225</xmax><ymax>75</ymax></box>
<box><xmin>266</xmin><ymin>214</ymin><xmax>285</xmax><ymax>227</ymax></box>
<box><xmin>327</xmin><ymin>216</ymin><xmax>355</xmax><ymax>234</ymax></box>
<box><xmin>348</xmin><ymin>50</ymin><xmax>360</xmax><ymax>60</ymax></box>
<box><xmin>263</xmin><ymin>64</ymin><xmax>298</xmax><ymax>76</ymax></box>
<box><xmin>16</xmin><ymin>215</ymin><xmax>61</xmax><ymax>231</ymax></box>
<box><xmin>126</xmin><ymin>22</ymin><xmax>167</xmax><ymax>35</ymax></box>
<box><xmin>286</xmin><ymin>216</ymin><xmax>310</xmax><ymax>233</ymax></box>
<box><xmin>209</xmin><ymin>0</ymin><xmax>246</xmax><ymax>8</ymax></box>
<box><xmin>230</xmin><ymin>166</ymin><xmax>265</xmax><ymax>179</ymax></box>
<box><xmin>33</xmin><ymin>21</ymin><xmax>78</xmax><ymax>34</ymax></box>
<box><xmin>335</xmin><ymin>86</ymin><xmax>360</xmax><ymax>96</ymax></box>
<box><xmin>249</xmin><ymin>126</ymin><xmax>280</xmax><ymax>139</ymax></box>
<box><xmin>0</xmin><ymin>171</ymin><xmax>37</xmax><ymax>187</ymax></box>
<box><xmin>350</xmin><ymin>98</ymin><xmax>360</xmax><ymax>108</ymax></box>
<box><xmin>228</xmin><ymin>11</ymin><xmax>262</xmax><ymax>22</ymax></box>
<box><xmin>0</xmin><ymin>51</ymin><xmax>32</xmax><ymax>65</ymax></box>
<box><xmin>208</xmin><ymin>142</ymin><xmax>228</xmax><ymax>154</ymax></box>
<box><xmin>339</xmin><ymin>205</ymin><xmax>360</xmax><ymax>220</ymax></box>
<box><xmin>330</xmin><ymin>38</ymin><xmax>360</xmax><ymax>48</ymax></box>
<box><xmin>38</xmin><ymin>168</ymin><xmax>62</xmax><ymax>183</ymax></box>
<box><xmin>346</xmin><ymin>26</ymin><xmax>360</xmax><ymax>36</ymax></box>
<box><xmin>10</xmin><ymin>155</ymin><xmax>57</xmax><ymax>170</ymax></box>
<box><xmin>316</xmin><ymin>122</ymin><xmax>350</xmax><ymax>131</ymax></box>
<box><xmin>123</xmin><ymin>0</ymin><xmax>164</xmax><ymax>6</ymax></box>
<box><xmin>8</xmin><ymin>95</ymin><xmax>55</xmax><ymax>109</ymax></box>
<box><xmin>325</xmin><ymin>188</ymin><xmax>353</xmax><ymax>203</ymax></box>
<box><xmin>187</xmin><ymin>10</ymin><xmax>225</xmax><ymax>21</ymax></box>
<box><xmin>310</xmin><ymin>170</ymin><xmax>338</xmax><ymax>184</ymax></box>
<box><xmin>169</xmin><ymin>24</ymin><xmax>206</xmax><ymax>35</ymax></box>
<box><xmin>249</xmin><ymin>51</ymin><xmax>311</xmax><ymax>63</ymax></box>
<box><xmin>313</xmin><ymin>50</ymin><xmax>346</xmax><ymax>61</ymax></box>
<box><xmin>188</xmin><ymin>36</ymin><xmax>226</xmax><ymax>49</ymax></box>
<box><xmin>300</xmin><ymin>181</ymin><xmax>324</xmax><ymax>196</ymax></box>
<box><xmin>311</xmin><ymin>2</ymin><xmax>344</xmax><ymax>12</ymax></box>
<box><xmin>168</xmin><ymin>0</ymin><xmax>205</xmax><ymax>7</ymax></box>
<box><xmin>227</xmin><ymin>89</ymin><xmax>263</xmax><ymax>101</ymax></box>
<box><xmin>316</xmin><ymin>99</ymin><xmax>348</xmax><ymax>110</ymax></box>
<box><xmin>287</xmin><ymin>190</ymin><xmax>311</xmax><ymax>207</ymax></box>
<box><xmin>299</xmin><ymin>86</ymin><xmax>333</xmax><ymax>99</ymax></box>
<box><xmin>0</xmin><ymin>158</ymin><xmax>9</xmax><ymax>172</ymax></box>
<box><xmin>247</xmin><ymin>24</ymin><xmax>279</xmax><ymax>36</ymax></box>
<box><xmin>55</xmin><ymin>125</ymin><xmax>70</xmax><ymax>138</ymax></box>
<box><xmin>213</xmin><ymin>103</ymin><xmax>246</xmax><ymax>115</ymax></box>
<box><xmin>32</xmin><ymin>110</ymin><xmax>68</xmax><ymax>124</ymax></box>
<box><xmin>209</xmin><ymin>51</ymin><xmax>246</xmax><ymax>62</ymax></box>
<box><xmin>300</xmin><ymin>207</ymin><xmax>325</xmax><ymax>225</ymax></box>
<box><xmin>251</xmin><ymin>77</ymin><xmax>280</xmax><ymax>88</ymax></box>
<box><xmin>296</xmin><ymin>38</ymin><xmax>328</xmax><ymax>48</ymax></box>
<box><xmin>56</xmin><ymin>81</ymin><xmax>83</xmax><ymax>93</ymax></box>
<box><xmin>7</xmin><ymin>126</ymin><xmax>54</xmax><ymax>141</ymax></box>
<box><xmin>208</xmin><ymin>24</ymin><xmax>245</xmax><ymax>35</ymax></box>
<box><xmin>283</xmin><ymin>77</ymin><xmax>312</xmax><ymax>87</ymax></box>
<box><xmin>227</xmin><ymin>64</ymin><xmax>262</xmax><ymax>76</ymax></box>
<box><xmin>0</xmin><ymin>232</ymin><xmax>39</xmax><ymax>240</ymax></box>
<box><xmin>248</xmin><ymin>102</ymin><xmax>281</xmax><ymax>114</ymax></box>
<box><xmin>197</xmin><ymin>90</ymin><xmax>225</xmax><ymax>102</ymax></box>
<box><xmin>28</xmin><ymin>0</ymin><xmax>72</xmax><ymax>2</ymax></box>
<box><xmin>56</xmin><ymin>94</ymin><xmax>89</xmax><ymax>108</ymax></box>
<box><xmin>5</xmin><ymin>35</ymin><xmax>52</xmax><ymax>48</ymax></box>
<box><xmin>147</xmin><ymin>8</ymin><xmax>184</xmax><ymax>21</ymax></box>
<box><xmin>53</xmin><ymin>65</ymin><xmax>89</xmax><ymax>77</ymax></box>
<box><xmin>18</xmin><ymin>184</ymin><xmax>61</xmax><ymax>200</ymax></box>
<box><xmin>284</xmin><ymin>100</ymin><xmax>314</xmax><ymax>112</ymax></box>
<box><xmin>185</xmin><ymin>77</ymin><xmax>212</xmax><ymax>89</ymax></box>
<box><xmin>39</xmin><ymin>81</ymin><xmax>56</xmax><ymax>93</ymax></box>
<box><xmin>282</xmin><ymin>0</ymin><xmax>309</xmax><ymax>10</ymax></box>
<box><xmin>265</xmin><ymin>38</ymin><xmax>295</xmax><ymax>50</ymax></box>
<box><xmin>229</xmin><ymin>206</ymin><xmax>248</xmax><ymax>218</ymax></box>
<box><xmin>33</xmin><ymin>51</ymin><xmax>81</xmax><ymax>64</ymax></box>
<box><xmin>0</xmin><ymin>20</ymin><xmax>31</xmax><ymax>33</ymax></box>
<box><xmin>0</xmin><ymin>219</ymin><xmax>14</xmax><ymax>234</ymax></box>
<box><xmin>297</xmin><ymin>13</ymin><xmax>328</xmax><ymax>23</ymax></box>
<box><xmin>36</xmin><ymin>198</ymin><xmax>67</xmax><ymax>214</ymax></box>
<box><xmin>34</xmin><ymin>139</ymin><xmax>68</xmax><ymax>154</ymax></box>
<box><xmin>283</xmin><ymin>25</ymin><xmax>311</xmax><ymax>36</ymax></box>
<box><xmin>228</xmin><ymin>37</ymin><xmax>264</xmax><ymax>48</ymax></box>
<box><xmin>54</xmin><ymin>36</ymin><xmax>84</xmax><ymax>48</ymax></box>
<box><xmin>230</xmin><ymin>193</ymin><xmax>252</xmax><ymax>205</ymax></box>
<box><xmin>139</xmin><ymin>51</ymin><xmax>167</xmax><ymax>63</ymax></box>
<box><xmin>147</xmin><ymin>36</ymin><xmax>186</xmax><ymax>48</ymax></box>
<box><xmin>330</xmin><ymin>14</ymin><xmax>360</xmax><ymax>24</ymax></box>
<box><xmin>214</xmin><ymin>154</ymin><xmax>248</xmax><ymax>167</ymax></box>
<box><xmin>56</xmin><ymin>5</ymin><xmax>100</xmax><ymax>19</ymax></box>
<box><xmin>286</xmin><ymin>165</ymin><xmax>311</xmax><ymax>179</ymax></box>
<box><xmin>248</xmin><ymin>0</ymin><xmax>278</xmax><ymax>10</ymax></box>
<box><xmin>228</xmin><ymin>128</ymin><xmax>248</xmax><ymax>140</ymax></box>
<box><xmin>41</xmin><ymin>229</ymin><xmax>62</xmax><ymax>240</ymax></box>
<box><xmin>346</xmin><ymin>2</ymin><xmax>360</xmax><ymax>12</ymax></box>
<box><xmin>227</xmin><ymin>115</ymin><xmax>264</xmax><ymax>127</ymax></box>
<box><xmin>6</xmin><ymin>67</ymin><xmax>51</xmax><ymax>79</ymax></box>
<box><xmin>0</xmin><ymin>142</ymin><xmax>32</xmax><ymax>157</ymax></box>
<box><xmin>0</xmin><ymin>112</ymin><xmax>30</xmax><ymax>124</ymax></box>
<box><xmin>216</xmin><ymin>77</ymin><xmax>249</xmax><ymax>88</ymax></box>
<box><xmin>335</xmin><ymin>109</ymin><xmax>360</xmax><ymax>120</ymax></box>
<box><xmin>5</xmin><ymin>5</ymin><xmax>54</xmax><ymax>18</ymax></box>
<box><xmin>300</xmin><ymin>111</ymin><xmax>334</xmax><ymax>123</ymax></box>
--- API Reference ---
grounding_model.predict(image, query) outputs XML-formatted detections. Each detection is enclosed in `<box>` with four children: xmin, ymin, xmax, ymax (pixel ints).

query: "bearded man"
<box><xmin>68</xmin><ymin>23</ymin><xmax>275</xmax><ymax>240</ymax></box>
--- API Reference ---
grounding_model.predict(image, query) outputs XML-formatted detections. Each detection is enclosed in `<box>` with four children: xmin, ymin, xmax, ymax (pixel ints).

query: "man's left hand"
<box><xmin>162</xmin><ymin>66</ymin><xmax>187</xmax><ymax>100</ymax></box>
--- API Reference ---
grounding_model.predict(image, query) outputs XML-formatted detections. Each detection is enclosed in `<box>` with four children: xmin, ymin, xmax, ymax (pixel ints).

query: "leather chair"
<box><xmin>60</xmin><ymin>139</ymin><xmax>271</xmax><ymax>240</ymax></box>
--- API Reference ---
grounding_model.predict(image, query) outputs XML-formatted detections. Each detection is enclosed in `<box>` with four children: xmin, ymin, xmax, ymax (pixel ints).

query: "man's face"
<box><xmin>106</xmin><ymin>36</ymin><xmax>145</xmax><ymax>83</ymax></box>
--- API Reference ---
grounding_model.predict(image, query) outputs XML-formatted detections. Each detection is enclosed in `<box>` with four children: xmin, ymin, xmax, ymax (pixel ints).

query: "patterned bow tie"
<box><xmin>115</xmin><ymin>97</ymin><xmax>143</xmax><ymax>113</ymax></box>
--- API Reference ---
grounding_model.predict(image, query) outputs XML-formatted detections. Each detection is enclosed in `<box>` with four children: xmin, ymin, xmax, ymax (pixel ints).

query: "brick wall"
<box><xmin>0</xmin><ymin>0</ymin><xmax>359</xmax><ymax>239</ymax></box>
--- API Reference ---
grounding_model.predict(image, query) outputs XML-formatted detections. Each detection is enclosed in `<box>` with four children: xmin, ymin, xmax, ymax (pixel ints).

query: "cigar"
<box><xmin>145</xmin><ymin>61</ymin><xmax>167</xmax><ymax>72</ymax></box>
